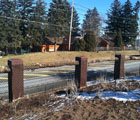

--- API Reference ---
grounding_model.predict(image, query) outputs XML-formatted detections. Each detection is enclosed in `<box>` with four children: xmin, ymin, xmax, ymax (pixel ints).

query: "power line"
<box><xmin>0</xmin><ymin>11</ymin><xmax>139</xmax><ymax>37</ymax></box>
<box><xmin>1</xmin><ymin>14</ymin><xmax>137</xmax><ymax>34</ymax></box>
<box><xmin>74</xmin><ymin>2</ymin><xmax>89</xmax><ymax>10</ymax></box>
<box><xmin>0</xmin><ymin>15</ymin><xmax>81</xmax><ymax>33</ymax></box>
<box><xmin>0</xmin><ymin>15</ymin><xmax>70</xmax><ymax>29</ymax></box>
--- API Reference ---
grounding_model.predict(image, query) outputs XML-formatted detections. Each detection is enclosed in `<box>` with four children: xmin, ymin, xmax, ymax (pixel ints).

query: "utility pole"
<box><xmin>68</xmin><ymin>0</ymin><xmax>74</xmax><ymax>51</ymax></box>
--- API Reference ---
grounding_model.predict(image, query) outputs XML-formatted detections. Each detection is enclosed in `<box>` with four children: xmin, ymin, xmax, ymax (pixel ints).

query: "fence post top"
<box><xmin>115</xmin><ymin>54</ymin><xmax>125</xmax><ymax>57</ymax></box>
<box><xmin>76</xmin><ymin>56</ymin><xmax>88</xmax><ymax>59</ymax></box>
<box><xmin>8</xmin><ymin>59</ymin><xmax>23</xmax><ymax>65</ymax></box>
<box><xmin>8</xmin><ymin>58</ymin><xmax>23</xmax><ymax>61</ymax></box>
<box><xmin>115</xmin><ymin>54</ymin><xmax>121</xmax><ymax>56</ymax></box>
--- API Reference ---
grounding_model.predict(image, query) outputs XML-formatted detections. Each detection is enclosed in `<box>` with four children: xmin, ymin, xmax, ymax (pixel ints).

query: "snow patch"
<box><xmin>58</xmin><ymin>89</ymin><xmax>140</xmax><ymax>102</ymax></box>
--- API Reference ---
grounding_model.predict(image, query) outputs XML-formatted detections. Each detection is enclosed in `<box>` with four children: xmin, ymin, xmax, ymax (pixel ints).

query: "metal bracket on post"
<box><xmin>8</xmin><ymin>59</ymin><xmax>24</xmax><ymax>102</ymax></box>
<box><xmin>114</xmin><ymin>54</ymin><xmax>125</xmax><ymax>80</ymax></box>
<box><xmin>75</xmin><ymin>56</ymin><xmax>87</xmax><ymax>88</ymax></box>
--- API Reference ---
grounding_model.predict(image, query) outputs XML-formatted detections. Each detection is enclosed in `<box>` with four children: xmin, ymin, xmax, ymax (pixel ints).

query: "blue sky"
<box><xmin>45</xmin><ymin>0</ymin><xmax>140</xmax><ymax>25</ymax></box>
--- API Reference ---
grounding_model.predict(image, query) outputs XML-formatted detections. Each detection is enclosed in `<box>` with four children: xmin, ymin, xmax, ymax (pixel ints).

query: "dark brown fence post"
<box><xmin>75</xmin><ymin>56</ymin><xmax>87</xmax><ymax>88</ymax></box>
<box><xmin>8</xmin><ymin>59</ymin><xmax>24</xmax><ymax>102</ymax></box>
<box><xmin>114</xmin><ymin>54</ymin><xmax>125</xmax><ymax>79</ymax></box>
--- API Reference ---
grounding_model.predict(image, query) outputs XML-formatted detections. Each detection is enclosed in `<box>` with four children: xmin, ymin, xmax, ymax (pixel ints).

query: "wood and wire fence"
<box><xmin>0</xmin><ymin>55</ymin><xmax>139</xmax><ymax>102</ymax></box>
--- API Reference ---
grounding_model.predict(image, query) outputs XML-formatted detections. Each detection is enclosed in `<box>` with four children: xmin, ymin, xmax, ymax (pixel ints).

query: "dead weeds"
<box><xmin>0</xmin><ymin>79</ymin><xmax>140</xmax><ymax>119</ymax></box>
<box><xmin>0</xmin><ymin>51</ymin><xmax>139</xmax><ymax>66</ymax></box>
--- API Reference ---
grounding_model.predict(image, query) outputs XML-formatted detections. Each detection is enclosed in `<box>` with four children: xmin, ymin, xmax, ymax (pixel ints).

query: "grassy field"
<box><xmin>0</xmin><ymin>50</ymin><xmax>139</xmax><ymax>66</ymax></box>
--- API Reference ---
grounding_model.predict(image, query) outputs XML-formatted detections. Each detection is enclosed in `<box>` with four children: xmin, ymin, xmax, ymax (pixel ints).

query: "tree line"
<box><xmin>0</xmin><ymin>0</ymin><xmax>80</xmax><ymax>53</ymax></box>
<box><xmin>0</xmin><ymin>0</ymin><xmax>139</xmax><ymax>53</ymax></box>
<box><xmin>105</xmin><ymin>0</ymin><xmax>140</xmax><ymax>47</ymax></box>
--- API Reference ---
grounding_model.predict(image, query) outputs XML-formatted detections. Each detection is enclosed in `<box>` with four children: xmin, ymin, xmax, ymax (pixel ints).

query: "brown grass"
<box><xmin>0</xmin><ymin>50</ymin><xmax>139</xmax><ymax>66</ymax></box>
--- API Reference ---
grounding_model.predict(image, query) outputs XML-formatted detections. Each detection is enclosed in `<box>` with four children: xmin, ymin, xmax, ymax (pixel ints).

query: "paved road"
<box><xmin>0</xmin><ymin>60</ymin><xmax>139</xmax><ymax>98</ymax></box>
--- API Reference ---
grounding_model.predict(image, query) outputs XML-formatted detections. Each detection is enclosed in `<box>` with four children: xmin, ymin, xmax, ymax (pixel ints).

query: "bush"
<box><xmin>84</xmin><ymin>30</ymin><xmax>97</xmax><ymax>51</ymax></box>
<box><xmin>0</xmin><ymin>51</ymin><xmax>5</xmax><ymax>56</ymax></box>
<box><xmin>73</xmin><ymin>38</ymin><xmax>85</xmax><ymax>51</ymax></box>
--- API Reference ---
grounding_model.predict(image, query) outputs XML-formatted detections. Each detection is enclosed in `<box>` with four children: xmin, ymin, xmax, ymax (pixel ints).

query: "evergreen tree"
<box><xmin>48</xmin><ymin>0</ymin><xmax>71</xmax><ymax>37</ymax></box>
<box><xmin>28</xmin><ymin>0</ymin><xmax>47</xmax><ymax>50</ymax></box>
<box><xmin>82</xmin><ymin>7</ymin><xmax>101</xmax><ymax>37</ymax></box>
<box><xmin>9</xmin><ymin>0</ymin><xmax>23</xmax><ymax>52</ymax></box>
<box><xmin>48</xmin><ymin>0</ymin><xmax>79</xmax><ymax>37</ymax></box>
<box><xmin>72</xmin><ymin>8</ymin><xmax>80</xmax><ymax>36</ymax></box>
<box><xmin>18</xmin><ymin>0</ymin><xmax>34</xmax><ymax>49</ymax></box>
<box><xmin>0</xmin><ymin>0</ymin><xmax>23</xmax><ymax>52</ymax></box>
<box><xmin>84</xmin><ymin>30</ymin><xmax>97</xmax><ymax>51</ymax></box>
<box><xmin>105</xmin><ymin>0</ymin><xmax>122</xmax><ymax>37</ymax></box>
<box><xmin>121</xmin><ymin>0</ymin><xmax>138</xmax><ymax>46</ymax></box>
<box><xmin>134</xmin><ymin>1</ymin><xmax>140</xmax><ymax>19</ymax></box>
<box><xmin>73</xmin><ymin>38</ymin><xmax>85</xmax><ymax>51</ymax></box>
<box><xmin>0</xmin><ymin>0</ymin><xmax>13</xmax><ymax>49</ymax></box>
<box><xmin>114</xmin><ymin>29</ymin><xmax>123</xmax><ymax>47</ymax></box>
<box><xmin>106</xmin><ymin>0</ymin><xmax>139</xmax><ymax>47</ymax></box>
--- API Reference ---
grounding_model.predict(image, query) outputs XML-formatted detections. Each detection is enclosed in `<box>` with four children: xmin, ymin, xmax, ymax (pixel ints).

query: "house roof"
<box><xmin>97</xmin><ymin>36</ymin><xmax>114</xmax><ymax>47</ymax></box>
<box><xmin>44</xmin><ymin>37</ymin><xmax>78</xmax><ymax>45</ymax></box>
<box><xmin>98</xmin><ymin>35</ymin><xmax>114</xmax><ymax>43</ymax></box>
<box><xmin>97</xmin><ymin>36</ymin><xmax>113</xmax><ymax>44</ymax></box>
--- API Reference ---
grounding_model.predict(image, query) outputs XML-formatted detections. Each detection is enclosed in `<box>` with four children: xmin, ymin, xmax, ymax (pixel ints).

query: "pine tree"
<box><xmin>28</xmin><ymin>0</ymin><xmax>47</xmax><ymax>50</ymax></box>
<box><xmin>0</xmin><ymin>0</ymin><xmax>23</xmax><ymax>53</ymax></box>
<box><xmin>121</xmin><ymin>0</ymin><xmax>138</xmax><ymax>46</ymax></box>
<box><xmin>73</xmin><ymin>38</ymin><xmax>85</xmax><ymax>51</ymax></box>
<box><xmin>48</xmin><ymin>0</ymin><xmax>71</xmax><ymax>37</ymax></box>
<box><xmin>134</xmin><ymin>1</ymin><xmax>140</xmax><ymax>19</ymax></box>
<box><xmin>105</xmin><ymin>0</ymin><xmax>122</xmax><ymax>37</ymax></box>
<box><xmin>114</xmin><ymin>29</ymin><xmax>123</xmax><ymax>48</ymax></box>
<box><xmin>106</xmin><ymin>0</ymin><xmax>139</xmax><ymax>47</ymax></box>
<box><xmin>9</xmin><ymin>0</ymin><xmax>23</xmax><ymax>53</ymax></box>
<box><xmin>18</xmin><ymin>0</ymin><xmax>34</xmax><ymax>49</ymax></box>
<box><xmin>48</xmin><ymin>0</ymin><xmax>79</xmax><ymax>38</ymax></box>
<box><xmin>0</xmin><ymin>0</ymin><xmax>13</xmax><ymax>49</ymax></box>
<box><xmin>72</xmin><ymin>8</ymin><xmax>80</xmax><ymax>36</ymax></box>
<box><xmin>82</xmin><ymin>7</ymin><xmax>101</xmax><ymax>37</ymax></box>
<box><xmin>84</xmin><ymin>30</ymin><xmax>97</xmax><ymax>51</ymax></box>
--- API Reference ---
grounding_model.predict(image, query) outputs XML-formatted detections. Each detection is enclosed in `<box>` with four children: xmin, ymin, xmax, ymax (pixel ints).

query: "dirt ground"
<box><xmin>44</xmin><ymin>98</ymin><xmax>140</xmax><ymax>120</ymax></box>
<box><xmin>0</xmin><ymin>80</ymin><xmax>140</xmax><ymax>120</ymax></box>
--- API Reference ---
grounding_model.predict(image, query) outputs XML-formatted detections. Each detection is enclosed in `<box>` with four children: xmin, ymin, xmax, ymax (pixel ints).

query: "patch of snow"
<box><xmin>102</xmin><ymin>90</ymin><xmax>140</xmax><ymax>102</ymax></box>
<box><xmin>57</xmin><ymin>94</ymin><xmax>66</xmax><ymax>98</ymax></box>
<box><xmin>128</xmin><ymin>76</ymin><xmax>140</xmax><ymax>80</ymax></box>
<box><xmin>27</xmin><ymin>114</ymin><xmax>38</xmax><ymax>120</ymax></box>
<box><xmin>77</xmin><ymin>92</ymin><xmax>96</xmax><ymax>100</ymax></box>
<box><xmin>57</xmin><ymin>89</ymin><xmax>140</xmax><ymax>102</ymax></box>
<box><xmin>117</xmin><ymin>76</ymin><xmax>140</xmax><ymax>82</ymax></box>
<box><xmin>8</xmin><ymin>117</ymin><xmax>14</xmax><ymax>120</ymax></box>
<box><xmin>20</xmin><ymin>114</ymin><xmax>28</xmax><ymax>119</ymax></box>
<box><xmin>54</xmin><ymin>103</ymin><xmax>65</xmax><ymax>112</ymax></box>
<box><xmin>87</xmin><ymin>81</ymin><xmax>97</xmax><ymax>87</ymax></box>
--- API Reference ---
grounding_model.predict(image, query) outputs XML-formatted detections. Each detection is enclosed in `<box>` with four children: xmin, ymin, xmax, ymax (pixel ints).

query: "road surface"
<box><xmin>0</xmin><ymin>60</ymin><xmax>139</xmax><ymax>98</ymax></box>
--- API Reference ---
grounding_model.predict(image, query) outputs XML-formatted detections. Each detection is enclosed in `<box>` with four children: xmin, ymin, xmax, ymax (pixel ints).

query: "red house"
<box><xmin>42</xmin><ymin>37</ymin><xmax>77</xmax><ymax>52</ymax></box>
<box><xmin>97</xmin><ymin>36</ymin><xmax>113</xmax><ymax>50</ymax></box>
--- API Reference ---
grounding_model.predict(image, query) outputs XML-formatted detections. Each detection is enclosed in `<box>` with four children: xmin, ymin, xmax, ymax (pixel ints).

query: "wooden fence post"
<box><xmin>75</xmin><ymin>56</ymin><xmax>87</xmax><ymax>88</ymax></box>
<box><xmin>8</xmin><ymin>59</ymin><xmax>24</xmax><ymax>102</ymax></box>
<box><xmin>114</xmin><ymin>54</ymin><xmax>125</xmax><ymax>79</ymax></box>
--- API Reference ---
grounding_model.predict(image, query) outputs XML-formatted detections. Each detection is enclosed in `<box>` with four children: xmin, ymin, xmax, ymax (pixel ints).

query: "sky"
<box><xmin>45</xmin><ymin>0</ymin><xmax>140</xmax><ymax>25</ymax></box>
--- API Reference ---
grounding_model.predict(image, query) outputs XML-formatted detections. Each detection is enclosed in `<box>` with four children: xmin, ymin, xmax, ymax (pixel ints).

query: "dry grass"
<box><xmin>0</xmin><ymin>50</ymin><xmax>139</xmax><ymax>66</ymax></box>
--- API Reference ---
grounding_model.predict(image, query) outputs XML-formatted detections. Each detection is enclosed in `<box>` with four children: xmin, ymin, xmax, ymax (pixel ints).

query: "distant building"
<box><xmin>136</xmin><ymin>38</ymin><xmax>140</xmax><ymax>49</ymax></box>
<box><xmin>42</xmin><ymin>37</ymin><xmax>78</xmax><ymax>52</ymax></box>
<box><xmin>97</xmin><ymin>36</ymin><xmax>114</xmax><ymax>50</ymax></box>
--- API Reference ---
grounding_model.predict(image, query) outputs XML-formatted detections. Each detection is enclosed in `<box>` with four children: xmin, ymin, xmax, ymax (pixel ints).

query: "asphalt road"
<box><xmin>0</xmin><ymin>60</ymin><xmax>140</xmax><ymax>98</ymax></box>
